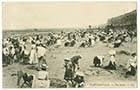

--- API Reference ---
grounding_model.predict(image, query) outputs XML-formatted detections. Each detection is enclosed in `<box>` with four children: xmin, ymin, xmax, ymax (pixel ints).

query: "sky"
<box><xmin>2</xmin><ymin>2</ymin><xmax>136</xmax><ymax>30</ymax></box>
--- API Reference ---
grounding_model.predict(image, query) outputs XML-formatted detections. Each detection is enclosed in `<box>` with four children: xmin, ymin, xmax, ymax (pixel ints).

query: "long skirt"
<box><xmin>126</xmin><ymin>65</ymin><xmax>136</xmax><ymax>76</ymax></box>
<box><xmin>91</xmin><ymin>40</ymin><xmax>95</xmax><ymax>46</ymax></box>
<box><xmin>104</xmin><ymin>61</ymin><xmax>116</xmax><ymax>70</ymax></box>
<box><xmin>30</xmin><ymin>50</ymin><xmax>38</xmax><ymax>64</ymax></box>
<box><xmin>64</xmin><ymin>69</ymin><xmax>73</xmax><ymax>81</ymax></box>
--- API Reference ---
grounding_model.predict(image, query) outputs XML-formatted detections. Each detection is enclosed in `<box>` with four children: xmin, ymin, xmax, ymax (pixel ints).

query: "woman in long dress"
<box><xmin>56</xmin><ymin>37</ymin><xmax>62</xmax><ymax>47</ymax></box>
<box><xmin>126</xmin><ymin>53</ymin><xmax>137</xmax><ymax>76</ymax></box>
<box><xmin>104</xmin><ymin>49</ymin><xmax>116</xmax><ymax>70</ymax></box>
<box><xmin>64</xmin><ymin>58</ymin><xmax>73</xmax><ymax>88</ymax></box>
<box><xmin>29</xmin><ymin>44</ymin><xmax>37</xmax><ymax>64</ymax></box>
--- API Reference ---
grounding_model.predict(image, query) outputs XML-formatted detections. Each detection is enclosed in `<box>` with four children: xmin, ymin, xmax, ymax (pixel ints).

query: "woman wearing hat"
<box><xmin>29</xmin><ymin>44</ymin><xmax>37</xmax><ymax>65</ymax></box>
<box><xmin>104</xmin><ymin>49</ymin><xmax>116</xmax><ymax>70</ymax></box>
<box><xmin>2</xmin><ymin>45</ymin><xmax>10</xmax><ymax>65</ymax></box>
<box><xmin>126</xmin><ymin>53</ymin><xmax>137</xmax><ymax>76</ymax></box>
<box><xmin>56</xmin><ymin>37</ymin><xmax>62</xmax><ymax>48</ymax></box>
<box><xmin>32</xmin><ymin>64</ymin><xmax>50</xmax><ymax>88</ymax></box>
<box><xmin>36</xmin><ymin>44</ymin><xmax>47</xmax><ymax>71</ymax></box>
<box><xmin>22</xmin><ymin>46</ymin><xmax>30</xmax><ymax>64</ymax></box>
<box><xmin>64</xmin><ymin>58</ymin><xmax>73</xmax><ymax>88</ymax></box>
<box><xmin>113</xmin><ymin>39</ymin><xmax>122</xmax><ymax>48</ymax></box>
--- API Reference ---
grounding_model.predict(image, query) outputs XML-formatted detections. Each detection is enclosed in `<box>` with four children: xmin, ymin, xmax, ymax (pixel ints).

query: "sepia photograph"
<box><xmin>2</xmin><ymin>1</ymin><xmax>137</xmax><ymax>88</ymax></box>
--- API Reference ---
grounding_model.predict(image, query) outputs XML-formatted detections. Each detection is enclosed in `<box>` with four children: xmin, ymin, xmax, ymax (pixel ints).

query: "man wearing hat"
<box><xmin>32</xmin><ymin>64</ymin><xmax>50</xmax><ymax>88</ymax></box>
<box><xmin>71</xmin><ymin>55</ymin><xmax>82</xmax><ymax>73</ymax></box>
<box><xmin>93</xmin><ymin>56</ymin><xmax>104</xmax><ymax>67</ymax></box>
<box><xmin>113</xmin><ymin>39</ymin><xmax>122</xmax><ymax>48</ymax></box>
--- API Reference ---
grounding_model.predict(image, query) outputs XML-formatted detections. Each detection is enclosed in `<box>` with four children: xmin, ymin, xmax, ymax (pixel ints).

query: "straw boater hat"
<box><xmin>75</xmin><ymin>71</ymin><xmax>84</xmax><ymax>77</ymax></box>
<box><xmin>24</xmin><ymin>50</ymin><xmax>29</xmax><ymax>55</ymax></box>
<box><xmin>97</xmin><ymin>56</ymin><xmax>104</xmax><ymax>60</ymax></box>
<box><xmin>132</xmin><ymin>53</ymin><xmax>136</xmax><ymax>57</ymax></box>
<box><xmin>42</xmin><ymin>44</ymin><xmax>46</xmax><ymax>48</ymax></box>
<box><xmin>109</xmin><ymin>49</ymin><xmax>116</xmax><ymax>55</ymax></box>
<box><xmin>31</xmin><ymin>44</ymin><xmax>36</xmax><ymax>49</ymax></box>
<box><xmin>64</xmin><ymin>58</ymin><xmax>71</xmax><ymax>61</ymax></box>
<box><xmin>41</xmin><ymin>64</ymin><xmax>48</xmax><ymax>70</ymax></box>
<box><xmin>72</xmin><ymin>54</ymin><xmax>82</xmax><ymax>58</ymax></box>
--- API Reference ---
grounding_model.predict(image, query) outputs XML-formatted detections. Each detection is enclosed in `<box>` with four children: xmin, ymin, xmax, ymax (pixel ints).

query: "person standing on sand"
<box><xmin>21</xmin><ymin>46</ymin><xmax>30</xmax><ymax>64</ymax></box>
<box><xmin>71</xmin><ymin>55</ymin><xmax>82</xmax><ymax>73</ymax></box>
<box><xmin>36</xmin><ymin>43</ymin><xmax>47</xmax><ymax>71</ymax></box>
<box><xmin>29</xmin><ymin>44</ymin><xmax>37</xmax><ymax>64</ymax></box>
<box><xmin>56</xmin><ymin>37</ymin><xmax>62</xmax><ymax>48</ymax></box>
<box><xmin>64</xmin><ymin>58</ymin><xmax>73</xmax><ymax>88</ymax></box>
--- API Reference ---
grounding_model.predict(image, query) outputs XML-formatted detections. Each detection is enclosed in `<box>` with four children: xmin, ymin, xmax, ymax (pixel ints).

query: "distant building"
<box><xmin>107</xmin><ymin>10</ymin><xmax>136</xmax><ymax>31</ymax></box>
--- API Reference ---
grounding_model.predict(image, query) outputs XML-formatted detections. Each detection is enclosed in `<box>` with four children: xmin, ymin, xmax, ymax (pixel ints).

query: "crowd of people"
<box><xmin>2</xmin><ymin>27</ymin><xmax>137</xmax><ymax>88</ymax></box>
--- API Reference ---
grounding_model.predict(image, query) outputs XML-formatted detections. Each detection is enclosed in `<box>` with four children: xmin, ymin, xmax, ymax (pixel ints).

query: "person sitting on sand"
<box><xmin>32</xmin><ymin>64</ymin><xmax>50</xmax><ymax>88</ymax></box>
<box><xmin>125</xmin><ymin>53</ymin><xmax>137</xmax><ymax>76</ymax></box>
<box><xmin>93</xmin><ymin>56</ymin><xmax>104</xmax><ymax>67</ymax></box>
<box><xmin>104</xmin><ymin>49</ymin><xmax>116</xmax><ymax>70</ymax></box>
<box><xmin>73</xmin><ymin>71</ymin><xmax>85</xmax><ymax>88</ymax></box>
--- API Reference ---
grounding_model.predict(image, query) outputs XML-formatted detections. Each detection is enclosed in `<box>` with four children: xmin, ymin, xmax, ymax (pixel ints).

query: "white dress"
<box><xmin>37</xmin><ymin>46</ymin><xmax>46</xmax><ymax>59</ymax></box>
<box><xmin>91</xmin><ymin>39</ymin><xmax>95</xmax><ymax>46</ymax></box>
<box><xmin>56</xmin><ymin>39</ymin><xmax>62</xmax><ymax>46</ymax></box>
<box><xmin>30</xmin><ymin>49</ymin><xmax>37</xmax><ymax>64</ymax></box>
<box><xmin>110</xmin><ymin>55</ymin><xmax>115</xmax><ymax>63</ymax></box>
<box><xmin>128</xmin><ymin>56</ymin><xmax>137</xmax><ymax>68</ymax></box>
